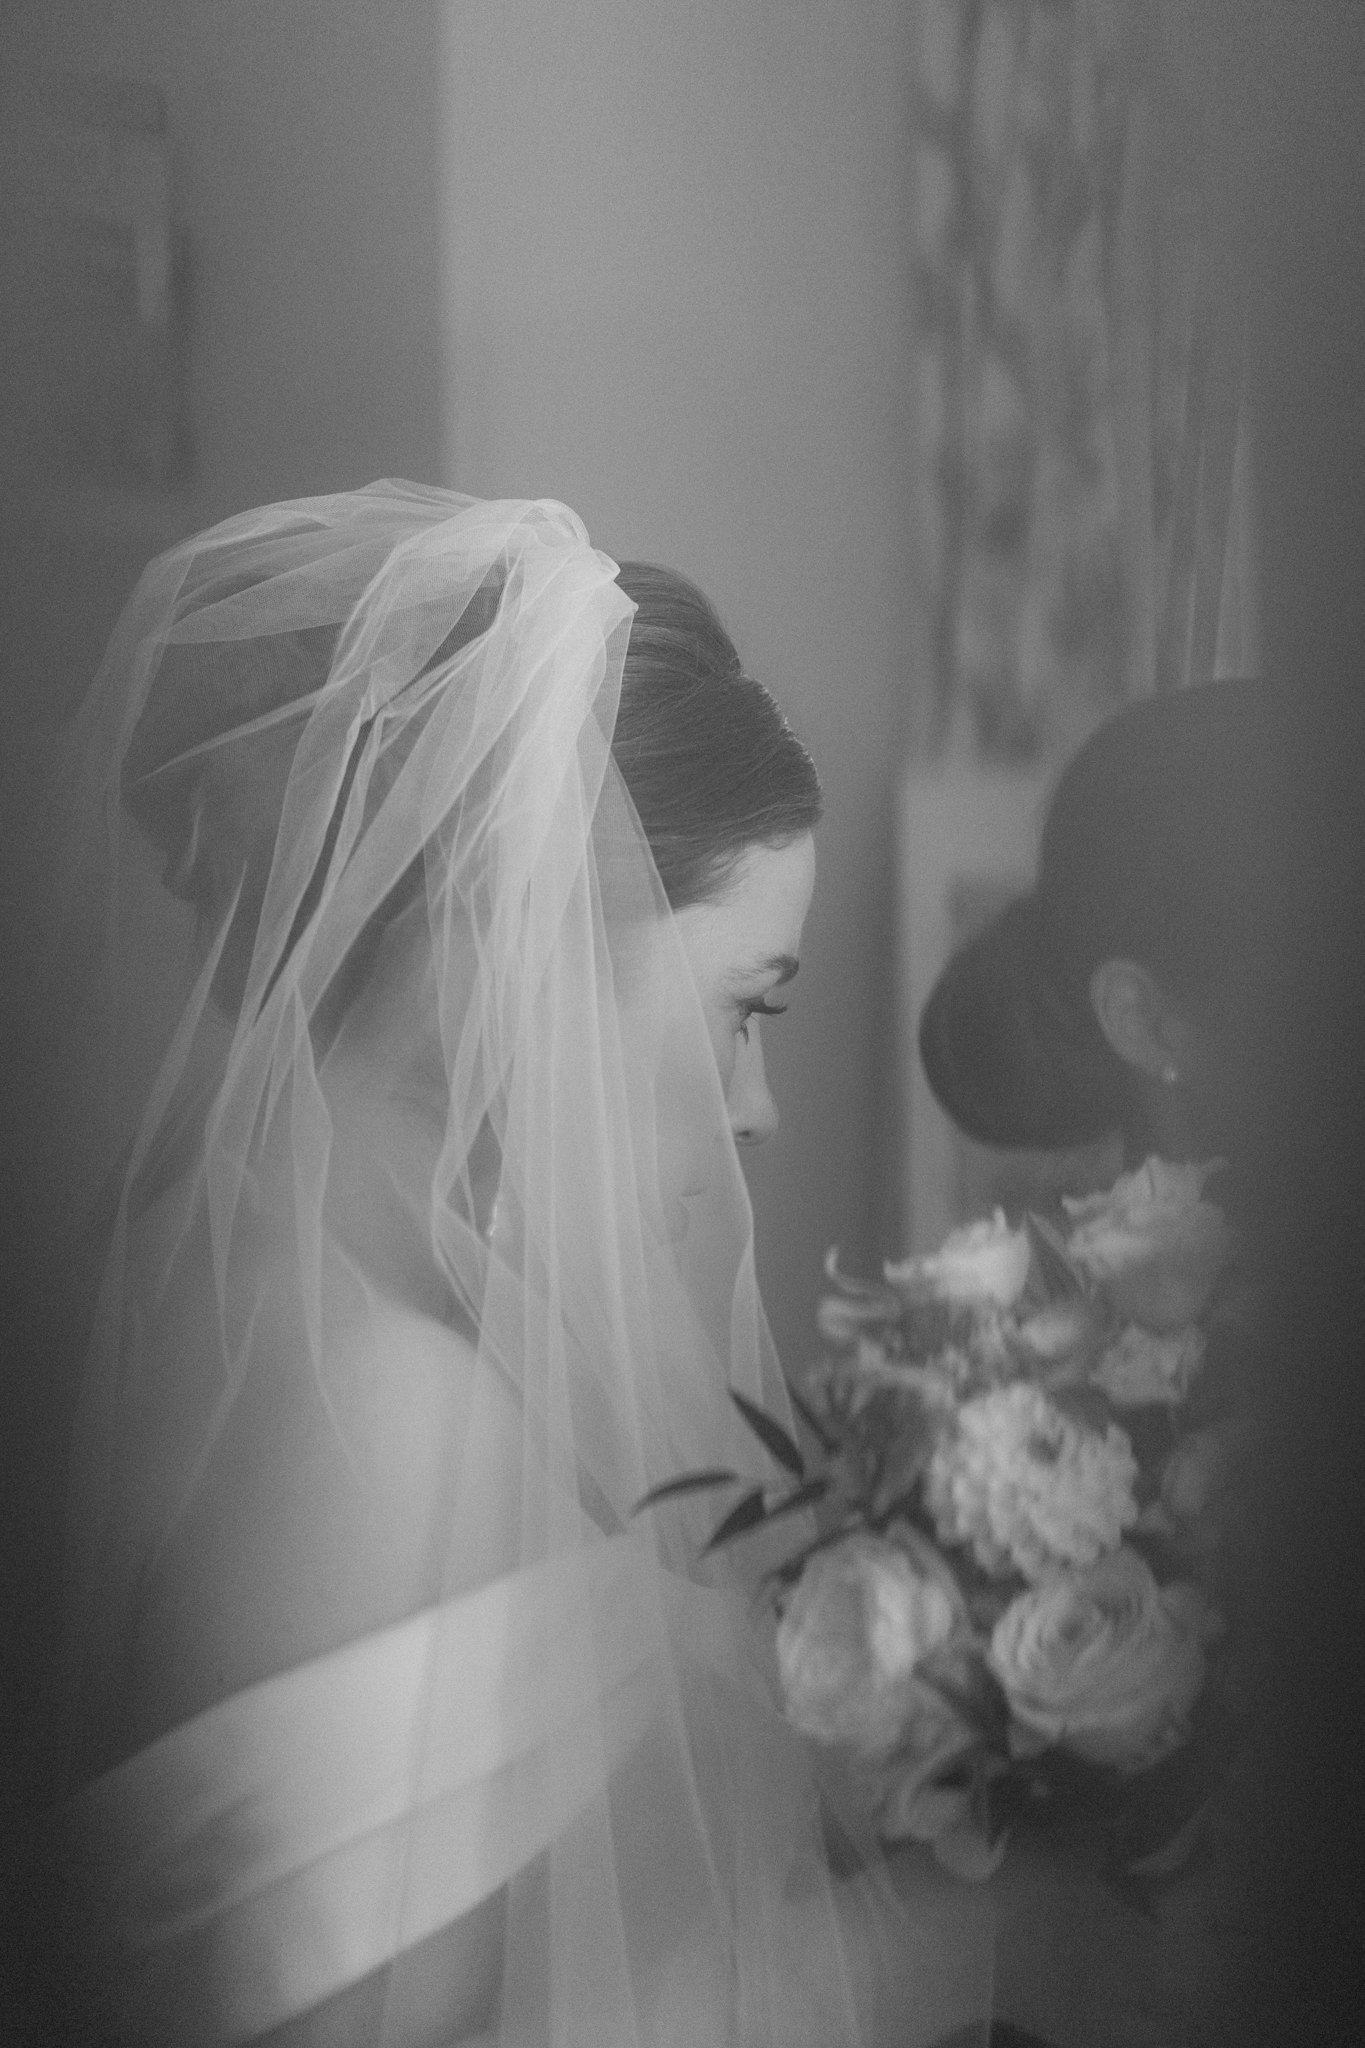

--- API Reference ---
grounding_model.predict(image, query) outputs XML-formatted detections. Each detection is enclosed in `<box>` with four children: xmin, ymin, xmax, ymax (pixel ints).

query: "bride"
<box><xmin>43</xmin><ymin>486</ymin><xmax>993</xmax><ymax>2046</ymax></box>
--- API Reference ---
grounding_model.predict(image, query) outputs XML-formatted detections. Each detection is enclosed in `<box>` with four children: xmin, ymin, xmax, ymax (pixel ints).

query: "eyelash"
<box><xmin>737</xmin><ymin>997</ymin><xmax>788</xmax><ymax>1043</ymax></box>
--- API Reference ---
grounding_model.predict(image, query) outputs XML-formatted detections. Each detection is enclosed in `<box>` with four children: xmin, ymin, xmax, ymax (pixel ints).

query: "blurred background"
<box><xmin>0</xmin><ymin>0</ymin><xmax>1279</xmax><ymax>1364</ymax></box>
<box><xmin>2</xmin><ymin>8</ymin><xmax>1362</xmax><ymax>2036</ymax></box>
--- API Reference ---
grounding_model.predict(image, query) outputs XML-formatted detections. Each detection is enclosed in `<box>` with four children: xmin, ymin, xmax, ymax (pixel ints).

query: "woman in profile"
<box><xmin>918</xmin><ymin>679</ymin><xmax>1294</xmax><ymax>2046</ymax></box>
<box><xmin>918</xmin><ymin>679</ymin><xmax>1292</xmax><ymax>1218</ymax></box>
<box><xmin>42</xmin><ymin>486</ymin><xmax>992</xmax><ymax>2046</ymax></box>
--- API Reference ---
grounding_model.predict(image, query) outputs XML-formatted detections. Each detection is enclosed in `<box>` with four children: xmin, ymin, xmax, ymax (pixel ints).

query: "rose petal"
<box><xmin>883</xmin><ymin>1781</ymin><xmax>974</xmax><ymax>1843</ymax></box>
<box><xmin>932</xmin><ymin>1821</ymin><xmax>1010</xmax><ymax>1883</ymax></box>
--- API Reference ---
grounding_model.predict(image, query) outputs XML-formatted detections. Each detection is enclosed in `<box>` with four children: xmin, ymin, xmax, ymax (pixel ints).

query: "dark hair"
<box><xmin>612</xmin><ymin>561</ymin><xmax>821</xmax><ymax>908</ymax></box>
<box><xmin>122</xmin><ymin>556</ymin><xmax>820</xmax><ymax>1011</ymax></box>
<box><xmin>919</xmin><ymin>679</ymin><xmax>1292</xmax><ymax>1151</ymax></box>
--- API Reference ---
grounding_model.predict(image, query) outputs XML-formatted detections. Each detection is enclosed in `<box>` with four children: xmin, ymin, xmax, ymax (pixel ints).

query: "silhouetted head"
<box><xmin>918</xmin><ymin>680</ymin><xmax>1293</xmax><ymax>1171</ymax></box>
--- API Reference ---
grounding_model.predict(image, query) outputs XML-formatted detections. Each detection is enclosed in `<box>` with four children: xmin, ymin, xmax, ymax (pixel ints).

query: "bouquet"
<box><xmin>641</xmin><ymin>1158</ymin><xmax>1257</xmax><ymax>1892</ymax></box>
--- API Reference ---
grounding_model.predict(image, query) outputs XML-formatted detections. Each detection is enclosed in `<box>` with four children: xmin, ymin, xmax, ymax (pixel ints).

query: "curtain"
<box><xmin>907</xmin><ymin>0</ymin><xmax>1259</xmax><ymax>767</ymax></box>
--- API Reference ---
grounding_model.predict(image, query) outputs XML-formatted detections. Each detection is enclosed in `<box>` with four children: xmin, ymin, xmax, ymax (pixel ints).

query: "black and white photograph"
<box><xmin>3</xmin><ymin>5</ymin><xmax>1362</xmax><ymax>2044</ymax></box>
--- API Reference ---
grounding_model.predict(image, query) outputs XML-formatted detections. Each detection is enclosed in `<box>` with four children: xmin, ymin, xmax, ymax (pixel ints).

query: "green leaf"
<box><xmin>789</xmin><ymin>1384</ymin><xmax>838</xmax><ymax>1455</ymax></box>
<box><xmin>760</xmin><ymin>1518</ymin><xmax>865</xmax><ymax>1593</ymax></box>
<box><xmin>762</xmin><ymin>1551</ymin><xmax>819</xmax><ymax>1594</ymax></box>
<box><xmin>759</xmin><ymin>1476</ymin><xmax>829</xmax><ymax>1527</ymax></box>
<box><xmin>916</xmin><ymin>1645</ymin><xmax>1012</xmax><ymax>1748</ymax></box>
<box><xmin>1026</xmin><ymin>1209</ymin><xmax>1088</xmax><ymax>1301</ymax></box>
<box><xmin>965</xmin><ymin>1752</ymin><xmax>1019</xmax><ymax>1851</ymax></box>
<box><xmin>730</xmin><ymin>1390</ymin><xmax>806</xmax><ymax>1479</ymax></box>
<box><xmin>868</xmin><ymin>1398</ymin><xmax>937</xmax><ymax>1518</ymax></box>
<box><xmin>631</xmin><ymin>1469</ymin><xmax>741</xmax><ymax>1516</ymax></box>
<box><xmin>702</xmin><ymin>1485</ymin><xmax>771</xmax><ymax>1554</ymax></box>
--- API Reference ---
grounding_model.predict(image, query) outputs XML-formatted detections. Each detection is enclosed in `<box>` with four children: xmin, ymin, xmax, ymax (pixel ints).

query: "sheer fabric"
<box><xmin>43</xmin><ymin>486</ymin><xmax>994</xmax><ymax>2046</ymax></box>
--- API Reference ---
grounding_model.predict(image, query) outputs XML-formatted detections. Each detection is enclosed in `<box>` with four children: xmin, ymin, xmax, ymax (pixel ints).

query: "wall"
<box><xmin>443</xmin><ymin>0</ymin><xmax>923</xmax><ymax>1368</ymax></box>
<box><xmin>0</xmin><ymin>0</ymin><xmax>447</xmax><ymax>1831</ymax></box>
<box><xmin>0</xmin><ymin>0</ymin><xmax>448</xmax><ymax>927</ymax></box>
<box><xmin>3</xmin><ymin>0</ymin><xmax>446</xmax><ymax>526</ymax></box>
<box><xmin>0</xmin><ymin>0</ymin><xmax>448</xmax><ymax>1148</ymax></box>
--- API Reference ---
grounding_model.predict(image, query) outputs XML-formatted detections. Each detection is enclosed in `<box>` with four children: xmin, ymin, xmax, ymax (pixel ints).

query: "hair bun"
<box><xmin>917</xmin><ymin>894</ymin><xmax>1126</xmax><ymax>1150</ymax></box>
<box><xmin>121</xmin><ymin>626</ymin><xmax>336</xmax><ymax>916</ymax></box>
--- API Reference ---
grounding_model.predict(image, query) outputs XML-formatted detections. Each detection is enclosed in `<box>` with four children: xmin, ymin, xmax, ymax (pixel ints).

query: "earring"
<box><xmin>1160</xmin><ymin>1063</ymin><xmax>1180</xmax><ymax>1087</ymax></box>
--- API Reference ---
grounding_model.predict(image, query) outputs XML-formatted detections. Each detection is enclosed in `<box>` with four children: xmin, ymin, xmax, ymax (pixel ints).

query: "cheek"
<box><xmin>678</xmin><ymin>981</ymin><xmax>738</xmax><ymax>1095</ymax></box>
<box><xmin>653</xmin><ymin>1118</ymin><xmax>709</xmax><ymax>1215</ymax></box>
<box><xmin>645</xmin><ymin>1003</ymin><xmax>732</xmax><ymax>1200</ymax></box>
<box><xmin>709</xmin><ymin>1018</ymin><xmax>739</xmax><ymax>1096</ymax></box>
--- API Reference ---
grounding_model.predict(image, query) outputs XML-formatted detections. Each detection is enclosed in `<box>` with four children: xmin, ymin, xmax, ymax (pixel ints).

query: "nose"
<box><xmin>728</xmin><ymin>1024</ymin><xmax>779</xmax><ymax>1146</ymax></box>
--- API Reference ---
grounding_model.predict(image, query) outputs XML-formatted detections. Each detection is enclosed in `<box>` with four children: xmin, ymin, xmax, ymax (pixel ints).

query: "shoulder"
<box><xmin>325</xmin><ymin>1288</ymin><xmax>526</xmax><ymax>1563</ymax></box>
<box><xmin>330</xmin><ymin>1288</ymin><xmax>489</xmax><ymax>1450</ymax></box>
<box><xmin>119</xmin><ymin>1263</ymin><xmax>525</xmax><ymax>1749</ymax></box>
<box><xmin>261</xmin><ymin>1273</ymin><xmax>528</xmax><ymax>1600</ymax></box>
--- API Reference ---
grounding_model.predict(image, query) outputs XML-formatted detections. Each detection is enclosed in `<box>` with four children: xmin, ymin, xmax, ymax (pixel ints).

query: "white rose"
<box><xmin>1063</xmin><ymin>1158</ymin><xmax>1233</xmax><ymax>1331</ymax></box>
<box><xmin>1090</xmin><ymin>1323</ymin><xmax>1205</xmax><ymax>1407</ymax></box>
<box><xmin>885</xmin><ymin>1211</ymin><xmax>1031</xmax><ymax>1310</ymax></box>
<box><xmin>989</xmin><ymin>1547</ymin><xmax>1211</xmax><ymax>1772</ymax></box>
<box><xmin>776</xmin><ymin>1534</ymin><xmax>962</xmax><ymax>1760</ymax></box>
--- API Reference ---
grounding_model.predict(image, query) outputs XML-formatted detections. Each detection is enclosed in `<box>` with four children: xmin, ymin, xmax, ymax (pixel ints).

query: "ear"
<box><xmin>1088</xmin><ymin>958</ymin><xmax>1192</xmax><ymax>1083</ymax></box>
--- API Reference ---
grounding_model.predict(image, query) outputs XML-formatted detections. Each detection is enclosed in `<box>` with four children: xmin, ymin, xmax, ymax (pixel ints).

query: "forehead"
<box><xmin>674</xmin><ymin>835</ymin><xmax>816</xmax><ymax>984</ymax></box>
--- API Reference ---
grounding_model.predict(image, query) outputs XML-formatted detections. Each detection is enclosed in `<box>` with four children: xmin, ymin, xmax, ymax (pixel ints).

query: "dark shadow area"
<box><xmin>1214</xmin><ymin>6</ymin><xmax>1365</xmax><ymax>2045</ymax></box>
<box><xmin>1</xmin><ymin>9</ymin><xmax>449</xmax><ymax>2042</ymax></box>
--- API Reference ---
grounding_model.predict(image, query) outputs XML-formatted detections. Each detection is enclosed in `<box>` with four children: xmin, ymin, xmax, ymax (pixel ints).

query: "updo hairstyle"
<box><xmin>610</xmin><ymin>561</ymin><xmax>822</xmax><ymax>907</ymax></box>
<box><xmin>121</xmin><ymin>557</ymin><xmax>821</xmax><ymax>1016</ymax></box>
<box><xmin>918</xmin><ymin>679</ymin><xmax>1289</xmax><ymax>1151</ymax></box>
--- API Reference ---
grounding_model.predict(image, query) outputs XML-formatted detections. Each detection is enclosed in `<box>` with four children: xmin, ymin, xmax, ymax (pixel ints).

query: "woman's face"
<box><xmin>649</xmin><ymin>833</ymin><xmax>815</xmax><ymax>1237</ymax></box>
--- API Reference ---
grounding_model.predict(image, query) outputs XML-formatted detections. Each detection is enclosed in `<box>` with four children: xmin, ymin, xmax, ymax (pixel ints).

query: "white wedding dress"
<box><xmin>41</xmin><ymin>487</ymin><xmax>996</xmax><ymax>2047</ymax></box>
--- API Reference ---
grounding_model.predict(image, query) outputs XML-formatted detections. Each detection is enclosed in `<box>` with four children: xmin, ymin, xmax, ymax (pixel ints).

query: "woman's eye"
<box><xmin>737</xmin><ymin>997</ymin><xmax>788</xmax><ymax>1044</ymax></box>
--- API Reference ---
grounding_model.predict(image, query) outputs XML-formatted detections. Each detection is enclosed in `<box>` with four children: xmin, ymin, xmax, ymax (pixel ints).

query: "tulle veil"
<box><xmin>38</xmin><ymin>483</ymin><xmax>993</xmax><ymax>2045</ymax></box>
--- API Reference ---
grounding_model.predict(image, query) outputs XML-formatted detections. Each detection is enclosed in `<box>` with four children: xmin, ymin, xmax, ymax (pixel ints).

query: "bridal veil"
<box><xmin>41</xmin><ymin>484</ymin><xmax>993</xmax><ymax>2045</ymax></box>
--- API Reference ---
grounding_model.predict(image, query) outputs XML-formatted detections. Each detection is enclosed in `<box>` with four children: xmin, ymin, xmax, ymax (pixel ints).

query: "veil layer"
<box><xmin>41</xmin><ymin>485</ymin><xmax>994</xmax><ymax>2046</ymax></box>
